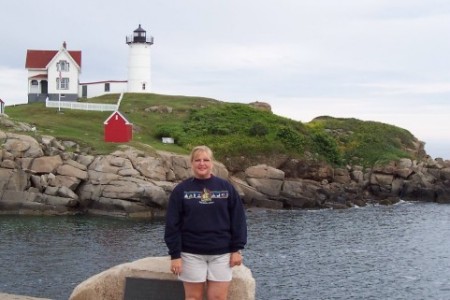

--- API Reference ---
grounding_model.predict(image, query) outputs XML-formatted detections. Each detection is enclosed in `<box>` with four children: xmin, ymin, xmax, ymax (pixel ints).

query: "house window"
<box><xmin>57</xmin><ymin>78</ymin><xmax>69</xmax><ymax>90</ymax></box>
<box><xmin>31</xmin><ymin>80</ymin><xmax>38</xmax><ymax>85</ymax></box>
<box><xmin>105</xmin><ymin>83</ymin><xmax>110</xmax><ymax>92</ymax></box>
<box><xmin>57</xmin><ymin>60</ymin><xmax>70</xmax><ymax>72</ymax></box>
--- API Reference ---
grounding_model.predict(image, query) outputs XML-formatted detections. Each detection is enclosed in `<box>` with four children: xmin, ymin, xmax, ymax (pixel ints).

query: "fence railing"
<box><xmin>46</xmin><ymin>94</ymin><xmax>121</xmax><ymax>112</ymax></box>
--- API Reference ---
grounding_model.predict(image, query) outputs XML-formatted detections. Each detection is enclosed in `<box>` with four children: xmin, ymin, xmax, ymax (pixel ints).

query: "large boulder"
<box><xmin>334</xmin><ymin>168</ymin><xmax>351</xmax><ymax>184</ymax></box>
<box><xmin>281</xmin><ymin>159</ymin><xmax>334</xmax><ymax>182</ymax></box>
<box><xmin>69</xmin><ymin>256</ymin><xmax>255</xmax><ymax>300</ymax></box>
<box><xmin>29</xmin><ymin>155</ymin><xmax>64</xmax><ymax>174</ymax></box>
<box><xmin>0</xmin><ymin>293</ymin><xmax>51</xmax><ymax>300</ymax></box>
<box><xmin>244</xmin><ymin>164</ymin><xmax>285</xmax><ymax>197</ymax></box>
<box><xmin>248</xmin><ymin>101</ymin><xmax>272</xmax><ymax>112</ymax></box>
<box><xmin>435</xmin><ymin>184</ymin><xmax>450</xmax><ymax>204</ymax></box>
<box><xmin>3</xmin><ymin>132</ymin><xmax>44</xmax><ymax>158</ymax></box>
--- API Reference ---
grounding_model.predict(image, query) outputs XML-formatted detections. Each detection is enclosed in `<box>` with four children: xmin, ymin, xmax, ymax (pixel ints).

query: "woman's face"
<box><xmin>191</xmin><ymin>150</ymin><xmax>213</xmax><ymax>179</ymax></box>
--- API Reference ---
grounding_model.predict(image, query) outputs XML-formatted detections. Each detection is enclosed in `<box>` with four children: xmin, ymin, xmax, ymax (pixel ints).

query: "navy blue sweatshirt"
<box><xmin>164</xmin><ymin>175</ymin><xmax>247</xmax><ymax>259</ymax></box>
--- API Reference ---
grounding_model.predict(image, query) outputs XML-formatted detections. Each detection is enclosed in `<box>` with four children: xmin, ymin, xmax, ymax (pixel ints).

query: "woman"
<box><xmin>164</xmin><ymin>145</ymin><xmax>247</xmax><ymax>300</ymax></box>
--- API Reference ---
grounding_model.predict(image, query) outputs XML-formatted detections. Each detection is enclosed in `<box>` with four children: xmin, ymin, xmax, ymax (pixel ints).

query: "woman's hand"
<box><xmin>171</xmin><ymin>258</ymin><xmax>182</xmax><ymax>275</ymax></box>
<box><xmin>230</xmin><ymin>251</ymin><xmax>243</xmax><ymax>267</ymax></box>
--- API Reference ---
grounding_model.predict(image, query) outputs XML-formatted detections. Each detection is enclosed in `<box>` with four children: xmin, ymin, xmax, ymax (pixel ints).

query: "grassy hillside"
<box><xmin>4</xmin><ymin>93</ymin><xmax>419</xmax><ymax>167</ymax></box>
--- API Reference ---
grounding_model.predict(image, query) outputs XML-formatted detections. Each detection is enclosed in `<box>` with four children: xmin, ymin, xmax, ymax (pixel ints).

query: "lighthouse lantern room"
<box><xmin>126</xmin><ymin>24</ymin><xmax>154</xmax><ymax>93</ymax></box>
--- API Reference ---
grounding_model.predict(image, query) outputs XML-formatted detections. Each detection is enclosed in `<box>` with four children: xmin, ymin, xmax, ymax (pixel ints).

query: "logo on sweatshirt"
<box><xmin>200</xmin><ymin>188</ymin><xmax>212</xmax><ymax>204</ymax></box>
<box><xmin>184</xmin><ymin>189</ymin><xmax>229</xmax><ymax>205</ymax></box>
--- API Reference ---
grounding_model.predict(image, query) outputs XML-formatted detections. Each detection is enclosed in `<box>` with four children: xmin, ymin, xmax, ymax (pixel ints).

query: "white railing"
<box><xmin>45</xmin><ymin>93</ymin><xmax>123</xmax><ymax>112</ymax></box>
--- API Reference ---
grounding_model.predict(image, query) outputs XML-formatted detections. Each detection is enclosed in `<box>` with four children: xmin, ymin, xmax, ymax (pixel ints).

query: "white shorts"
<box><xmin>179</xmin><ymin>252</ymin><xmax>232</xmax><ymax>283</ymax></box>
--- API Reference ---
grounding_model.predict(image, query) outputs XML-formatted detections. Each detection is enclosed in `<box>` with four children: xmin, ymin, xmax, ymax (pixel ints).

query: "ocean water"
<box><xmin>1</xmin><ymin>201</ymin><xmax>450</xmax><ymax>300</ymax></box>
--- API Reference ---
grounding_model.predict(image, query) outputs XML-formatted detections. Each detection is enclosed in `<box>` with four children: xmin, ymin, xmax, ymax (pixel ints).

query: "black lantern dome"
<box><xmin>126</xmin><ymin>24</ymin><xmax>154</xmax><ymax>45</ymax></box>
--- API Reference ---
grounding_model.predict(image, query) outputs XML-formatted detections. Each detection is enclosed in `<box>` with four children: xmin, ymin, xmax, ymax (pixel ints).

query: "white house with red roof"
<box><xmin>25</xmin><ymin>41</ymin><xmax>82</xmax><ymax>103</ymax></box>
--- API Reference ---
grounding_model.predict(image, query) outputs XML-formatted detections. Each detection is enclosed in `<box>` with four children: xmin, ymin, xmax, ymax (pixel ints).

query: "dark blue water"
<box><xmin>1</xmin><ymin>201</ymin><xmax>450</xmax><ymax>300</ymax></box>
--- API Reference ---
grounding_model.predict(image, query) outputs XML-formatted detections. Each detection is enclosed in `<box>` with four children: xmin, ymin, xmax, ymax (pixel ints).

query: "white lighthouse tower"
<box><xmin>126</xmin><ymin>24</ymin><xmax>154</xmax><ymax>93</ymax></box>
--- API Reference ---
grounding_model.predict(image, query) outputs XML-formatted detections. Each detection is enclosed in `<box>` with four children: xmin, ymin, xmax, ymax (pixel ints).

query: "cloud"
<box><xmin>354</xmin><ymin>82</ymin><xmax>450</xmax><ymax>96</ymax></box>
<box><xmin>0</xmin><ymin>67</ymin><xmax>28</xmax><ymax>105</ymax></box>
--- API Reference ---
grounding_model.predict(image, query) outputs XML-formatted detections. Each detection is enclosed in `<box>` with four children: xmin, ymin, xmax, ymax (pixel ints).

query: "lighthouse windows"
<box><xmin>142</xmin><ymin>83</ymin><xmax>146</xmax><ymax>90</ymax></box>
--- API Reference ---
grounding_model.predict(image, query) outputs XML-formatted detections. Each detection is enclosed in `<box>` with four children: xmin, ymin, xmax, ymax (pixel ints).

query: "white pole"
<box><xmin>58</xmin><ymin>70</ymin><xmax>62</xmax><ymax>112</ymax></box>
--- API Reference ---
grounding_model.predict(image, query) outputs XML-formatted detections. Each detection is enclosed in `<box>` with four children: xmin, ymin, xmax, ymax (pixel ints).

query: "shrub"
<box><xmin>276</xmin><ymin>126</ymin><xmax>306</xmax><ymax>151</ymax></box>
<box><xmin>311</xmin><ymin>131</ymin><xmax>342</xmax><ymax>165</ymax></box>
<box><xmin>249</xmin><ymin>122</ymin><xmax>268</xmax><ymax>137</ymax></box>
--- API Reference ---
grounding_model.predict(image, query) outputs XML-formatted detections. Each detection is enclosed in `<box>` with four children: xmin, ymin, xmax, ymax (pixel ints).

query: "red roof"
<box><xmin>104</xmin><ymin>111</ymin><xmax>132</xmax><ymax>125</ymax></box>
<box><xmin>25</xmin><ymin>49</ymin><xmax>82</xmax><ymax>69</ymax></box>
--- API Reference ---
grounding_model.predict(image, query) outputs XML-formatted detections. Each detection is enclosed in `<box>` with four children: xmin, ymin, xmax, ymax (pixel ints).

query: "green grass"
<box><xmin>308</xmin><ymin>116</ymin><xmax>417</xmax><ymax>165</ymax></box>
<box><xmin>4</xmin><ymin>93</ymin><xmax>420</xmax><ymax>167</ymax></box>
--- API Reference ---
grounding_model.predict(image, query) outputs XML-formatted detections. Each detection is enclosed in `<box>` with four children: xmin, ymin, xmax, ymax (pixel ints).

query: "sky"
<box><xmin>1</xmin><ymin>0</ymin><xmax>449</xmax><ymax>159</ymax></box>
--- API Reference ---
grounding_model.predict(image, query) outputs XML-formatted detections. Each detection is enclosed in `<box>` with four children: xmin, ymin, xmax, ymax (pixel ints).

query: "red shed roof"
<box><xmin>25</xmin><ymin>49</ymin><xmax>82</xmax><ymax>69</ymax></box>
<box><xmin>104</xmin><ymin>111</ymin><xmax>132</xmax><ymax>125</ymax></box>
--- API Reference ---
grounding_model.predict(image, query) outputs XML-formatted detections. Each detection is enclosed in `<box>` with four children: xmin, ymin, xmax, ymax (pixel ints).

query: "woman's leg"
<box><xmin>183</xmin><ymin>281</ymin><xmax>205</xmax><ymax>300</ymax></box>
<box><xmin>206</xmin><ymin>281</ymin><xmax>230</xmax><ymax>300</ymax></box>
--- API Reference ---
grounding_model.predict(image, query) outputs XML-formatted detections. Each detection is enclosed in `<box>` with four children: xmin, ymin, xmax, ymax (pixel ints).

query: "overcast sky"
<box><xmin>1</xmin><ymin>0</ymin><xmax>449</xmax><ymax>158</ymax></box>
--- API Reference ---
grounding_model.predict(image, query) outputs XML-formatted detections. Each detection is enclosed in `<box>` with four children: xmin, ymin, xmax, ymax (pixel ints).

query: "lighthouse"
<box><xmin>126</xmin><ymin>24</ymin><xmax>154</xmax><ymax>93</ymax></box>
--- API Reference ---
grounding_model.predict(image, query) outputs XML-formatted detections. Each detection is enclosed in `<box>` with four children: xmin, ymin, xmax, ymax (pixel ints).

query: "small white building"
<box><xmin>25</xmin><ymin>42</ymin><xmax>81</xmax><ymax>103</ymax></box>
<box><xmin>79</xmin><ymin>80</ymin><xmax>127</xmax><ymax>99</ymax></box>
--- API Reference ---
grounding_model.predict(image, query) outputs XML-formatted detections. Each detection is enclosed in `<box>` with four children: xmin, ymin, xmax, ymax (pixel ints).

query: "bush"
<box><xmin>276</xmin><ymin>126</ymin><xmax>306</xmax><ymax>151</ymax></box>
<box><xmin>154</xmin><ymin>124</ymin><xmax>185</xmax><ymax>145</ymax></box>
<box><xmin>249</xmin><ymin>122</ymin><xmax>268</xmax><ymax>137</ymax></box>
<box><xmin>311</xmin><ymin>131</ymin><xmax>342</xmax><ymax>165</ymax></box>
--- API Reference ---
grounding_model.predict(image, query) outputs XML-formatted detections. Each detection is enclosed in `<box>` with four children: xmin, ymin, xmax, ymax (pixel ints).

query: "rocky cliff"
<box><xmin>1</xmin><ymin>128</ymin><xmax>449</xmax><ymax>217</ymax></box>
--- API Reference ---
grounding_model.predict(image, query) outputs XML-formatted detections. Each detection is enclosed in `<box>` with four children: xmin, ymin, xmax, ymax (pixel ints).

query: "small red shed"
<box><xmin>104</xmin><ymin>111</ymin><xmax>133</xmax><ymax>142</ymax></box>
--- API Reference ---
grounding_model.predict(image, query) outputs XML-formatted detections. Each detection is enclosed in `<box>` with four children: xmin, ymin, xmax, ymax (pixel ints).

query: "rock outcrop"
<box><xmin>0</xmin><ymin>293</ymin><xmax>51</xmax><ymax>300</ymax></box>
<box><xmin>69</xmin><ymin>256</ymin><xmax>255</xmax><ymax>300</ymax></box>
<box><xmin>1</xmin><ymin>130</ymin><xmax>450</xmax><ymax>217</ymax></box>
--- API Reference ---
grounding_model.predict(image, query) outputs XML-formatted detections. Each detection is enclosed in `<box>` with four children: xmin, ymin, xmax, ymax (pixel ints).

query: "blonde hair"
<box><xmin>190</xmin><ymin>145</ymin><xmax>214</xmax><ymax>162</ymax></box>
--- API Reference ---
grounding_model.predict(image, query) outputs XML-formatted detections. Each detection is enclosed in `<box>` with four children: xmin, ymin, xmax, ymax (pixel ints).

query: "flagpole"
<box><xmin>58</xmin><ymin>70</ymin><xmax>61</xmax><ymax>112</ymax></box>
